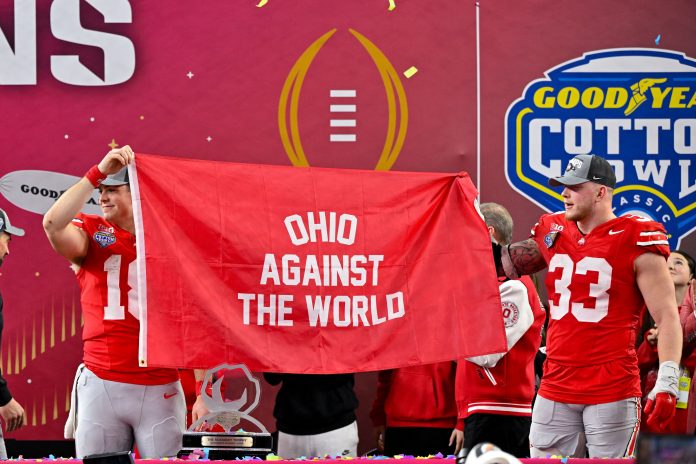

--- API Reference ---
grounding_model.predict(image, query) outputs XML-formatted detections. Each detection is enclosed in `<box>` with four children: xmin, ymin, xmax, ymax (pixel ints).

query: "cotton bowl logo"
<box><xmin>506</xmin><ymin>49</ymin><xmax>696</xmax><ymax>248</ymax></box>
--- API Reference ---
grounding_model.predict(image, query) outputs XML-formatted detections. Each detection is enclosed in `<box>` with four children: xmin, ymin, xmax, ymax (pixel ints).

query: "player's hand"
<box><xmin>0</xmin><ymin>398</ymin><xmax>26</xmax><ymax>432</ymax></box>
<box><xmin>97</xmin><ymin>145</ymin><xmax>134</xmax><ymax>176</ymax></box>
<box><xmin>643</xmin><ymin>360</ymin><xmax>679</xmax><ymax>431</ymax></box>
<box><xmin>646</xmin><ymin>327</ymin><xmax>658</xmax><ymax>346</ymax></box>
<box><xmin>374</xmin><ymin>425</ymin><xmax>385</xmax><ymax>451</ymax></box>
<box><xmin>449</xmin><ymin>428</ymin><xmax>464</xmax><ymax>454</ymax></box>
<box><xmin>644</xmin><ymin>392</ymin><xmax>676</xmax><ymax>432</ymax></box>
<box><xmin>191</xmin><ymin>395</ymin><xmax>211</xmax><ymax>431</ymax></box>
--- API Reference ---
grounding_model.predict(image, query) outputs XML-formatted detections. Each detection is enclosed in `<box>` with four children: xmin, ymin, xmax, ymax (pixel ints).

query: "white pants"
<box><xmin>278</xmin><ymin>421</ymin><xmax>359</xmax><ymax>458</ymax></box>
<box><xmin>529</xmin><ymin>395</ymin><xmax>640</xmax><ymax>458</ymax></box>
<box><xmin>75</xmin><ymin>367</ymin><xmax>186</xmax><ymax>458</ymax></box>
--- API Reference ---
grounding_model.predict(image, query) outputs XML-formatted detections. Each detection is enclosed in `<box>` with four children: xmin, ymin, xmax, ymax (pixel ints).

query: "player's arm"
<box><xmin>191</xmin><ymin>369</ymin><xmax>210</xmax><ymax>427</ymax></box>
<box><xmin>43</xmin><ymin>146</ymin><xmax>134</xmax><ymax>263</ymax></box>
<box><xmin>494</xmin><ymin>238</ymin><xmax>547</xmax><ymax>278</ymax></box>
<box><xmin>637</xmin><ymin>252</ymin><xmax>682</xmax><ymax>366</ymax></box>
<box><xmin>636</xmin><ymin>252</ymin><xmax>682</xmax><ymax>431</ymax></box>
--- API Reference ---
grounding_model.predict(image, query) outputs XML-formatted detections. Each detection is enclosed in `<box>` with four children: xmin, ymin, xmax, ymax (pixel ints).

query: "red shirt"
<box><xmin>532</xmin><ymin>212</ymin><xmax>669</xmax><ymax>404</ymax></box>
<box><xmin>73</xmin><ymin>213</ymin><xmax>178</xmax><ymax>385</ymax></box>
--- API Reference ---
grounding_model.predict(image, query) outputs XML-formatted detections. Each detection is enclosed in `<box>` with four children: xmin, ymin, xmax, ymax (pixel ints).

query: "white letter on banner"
<box><xmin>238</xmin><ymin>293</ymin><xmax>255</xmax><ymax>325</ymax></box>
<box><xmin>50</xmin><ymin>0</ymin><xmax>135</xmax><ymax>86</ymax></box>
<box><xmin>0</xmin><ymin>0</ymin><xmax>36</xmax><ymax>85</ymax></box>
<box><xmin>281</xmin><ymin>254</ymin><xmax>300</xmax><ymax>285</ymax></box>
<box><xmin>285</xmin><ymin>214</ymin><xmax>309</xmax><ymax>245</ymax></box>
<box><xmin>307</xmin><ymin>212</ymin><xmax>328</xmax><ymax>243</ymax></box>
<box><xmin>277</xmin><ymin>295</ymin><xmax>294</xmax><ymax>327</ymax></box>
<box><xmin>352</xmin><ymin>296</ymin><xmax>370</xmax><ymax>327</ymax></box>
<box><xmin>336</xmin><ymin>214</ymin><xmax>357</xmax><ymax>245</ymax></box>
<box><xmin>333</xmin><ymin>296</ymin><xmax>351</xmax><ymax>327</ymax></box>
<box><xmin>386</xmin><ymin>292</ymin><xmax>405</xmax><ymax>319</ymax></box>
<box><xmin>260</xmin><ymin>254</ymin><xmax>280</xmax><ymax>285</ymax></box>
<box><xmin>370</xmin><ymin>295</ymin><xmax>386</xmax><ymax>325</ymax></box>
<box><xmin>368</xmin><ymin>255</ymin><xmax>384</xmax><ymax>286</ymax></box>
<box><xmin>306</xmin><ymin>295</ymin><xmax>330</xmax><ymax>327</ymax></box>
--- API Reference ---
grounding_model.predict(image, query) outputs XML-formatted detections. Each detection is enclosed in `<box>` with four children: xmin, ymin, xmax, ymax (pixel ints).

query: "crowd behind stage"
<box><xmin>0</xmin><ymin>148</ymin><xmax>694</xmax><ymax>460</ymax></box>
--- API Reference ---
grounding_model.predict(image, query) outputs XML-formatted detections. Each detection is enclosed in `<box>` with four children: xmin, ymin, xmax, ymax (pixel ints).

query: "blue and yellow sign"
<box><xmin>506</xmin><ymin>49</ymin><xmax>696</xmax><ymax>248</ymax></box>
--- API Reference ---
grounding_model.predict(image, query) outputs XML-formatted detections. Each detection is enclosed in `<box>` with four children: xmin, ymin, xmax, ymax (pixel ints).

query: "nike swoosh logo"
<box><xmin>592</xmin><ymin>176</ymin><xmax>602</xmax><ymax>180</ymax></box>
<box><xmin>163</xmin><ymin>392</ymin><xmax>178</xmax><ymax>399</ymax></box>
<box><xmin>608</xmin><ymin>229</ymin><xmax>624</xmax><ymax>235</ymax></box>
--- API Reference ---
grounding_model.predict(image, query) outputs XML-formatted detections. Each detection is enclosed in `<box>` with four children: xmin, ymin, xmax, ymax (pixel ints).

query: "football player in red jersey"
<box><xmin>493</xmin><ymin>154</ymin><xmax>682</xmax><ymax>458</ymax></box>
<box><xmin>43</xmin><ymin>147</ymin><xmax>198</xmax><ymax>458</ymax></box>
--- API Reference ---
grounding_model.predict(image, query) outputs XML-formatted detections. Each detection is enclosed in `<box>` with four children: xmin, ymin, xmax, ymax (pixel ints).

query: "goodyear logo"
<box><xmin>506</xmin><ymin>49</ymin><xmax>696</xmax><ymax>248</ymax></box>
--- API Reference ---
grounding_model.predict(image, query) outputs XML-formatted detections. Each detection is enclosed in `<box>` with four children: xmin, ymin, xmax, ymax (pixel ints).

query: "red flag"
<box><xmin>132</xmin><ymin>154</ymin><xmax>505</xmax><ymax>373</ymax></box>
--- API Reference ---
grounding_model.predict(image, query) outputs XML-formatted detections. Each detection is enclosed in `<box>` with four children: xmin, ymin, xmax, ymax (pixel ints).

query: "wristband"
<box><xmin>85</xmin><ymin>165</ymin><xmax>106</xmax><ymax>187</ymax></box>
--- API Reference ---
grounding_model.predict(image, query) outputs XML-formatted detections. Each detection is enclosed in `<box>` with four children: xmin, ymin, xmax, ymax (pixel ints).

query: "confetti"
<box><xmin>655</xmin><ymin>34</ymin><xmax>661</xmax><ymax>45</ymax></box>
<box><xmin>257</xmin><ymin>0</ymin><xmax>269</xmax><ymax>6</ymax></box>
<box><xmin>186</xmin><ymin>71</ymin><xmax>194</xmax><ymax>79</ymax></box>
<box><xmin>403</xmin><ymin>66</ymin><xmax>418</xmax><ymax>78</ymax></box>
<box><xmin>108</xmin><ymin>139</ymin><xmax>119</xmax><ymax>149</ymax></box>
<box><xmin>388</xmin><ymin>0</ymin><xmax>396</xmax><ymax>11</ymax></box>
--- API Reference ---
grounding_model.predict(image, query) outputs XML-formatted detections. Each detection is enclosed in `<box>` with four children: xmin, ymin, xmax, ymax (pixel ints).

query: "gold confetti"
<box><xmin>108</xmin><ymin>138</ymin><xmax>119</xmax><ymax>149</ymax></box>
<box><xmin>388</xmin><ymin>0</ymin><xmax>396</xmax><ymax>10</ymax></box>
<box><xmin>257</xmin><ymin>0</ymin><xmax>268</xmax><ymax>7</ymax></box>
<box><xmin>403</xmin><ymin>66</ymin><xmax>418</xmax><ymax>78</ymax></box>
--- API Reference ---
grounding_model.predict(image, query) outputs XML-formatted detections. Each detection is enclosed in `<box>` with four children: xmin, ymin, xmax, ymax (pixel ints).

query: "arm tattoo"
<box><xmin>508</xmin><ymin>239</ymin><xmax>546</xmax><ymax>276</ymax></box>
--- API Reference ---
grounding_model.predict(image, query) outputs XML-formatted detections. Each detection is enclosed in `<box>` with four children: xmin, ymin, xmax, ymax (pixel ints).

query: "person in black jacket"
<box><xmin>264</xmin><ymin>373</ymin><xmax>359</xmax><ymax>458</ymax></box>
<box><xmin>0</xmin><ymin>208</ymin><xmax>27</xmax><ymax>458</ymax></box>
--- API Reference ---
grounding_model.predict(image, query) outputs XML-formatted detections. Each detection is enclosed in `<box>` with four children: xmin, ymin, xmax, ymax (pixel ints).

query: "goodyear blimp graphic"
<box><xmin>506</xmin><ymin>49</ymin><xmax>696</xmax><ymax>248</ymax></box>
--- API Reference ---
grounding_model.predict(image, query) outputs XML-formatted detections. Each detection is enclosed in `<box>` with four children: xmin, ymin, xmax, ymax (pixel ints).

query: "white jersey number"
<box><xmin>548</xmin><ymin>254</ymin><xmax>612</xmax><ymax>323</ymax></box>
<box><xmin>103</xmin><ymin>254</ymin><xmax>139</xmax><ymax>320</ymax></box>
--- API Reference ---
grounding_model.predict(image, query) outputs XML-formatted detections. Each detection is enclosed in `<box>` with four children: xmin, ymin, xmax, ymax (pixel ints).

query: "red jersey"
<box><xmin>531</xmin><ymin>212</ymin><xmax>669</xmax><ymax>404</ymax></box>
<box><xmin>73</xmin><ymin>213</ymin><xmax>178</xmax><ymax>385</ymax></box>
<box><xmin>456</xmin><ymin>276</ymin><xmax>545</xmax><ymax>421</ymax></box>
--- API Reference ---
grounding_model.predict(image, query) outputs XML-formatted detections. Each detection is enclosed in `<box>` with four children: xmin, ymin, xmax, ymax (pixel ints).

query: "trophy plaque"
<box><xmin>179</xmin><ymin>364</ymin><xmax>273</xmax><ymax>459</ymax></box>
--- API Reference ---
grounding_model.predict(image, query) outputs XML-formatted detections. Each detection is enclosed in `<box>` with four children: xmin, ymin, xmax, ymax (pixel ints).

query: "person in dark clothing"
<box><xmin>264</xmin><ymin>373</ymin><xmax>359</xmax><ymax>458</ymax></box>
<box><xmin>0</xmin><ymin>208</ymin><xmax>27</xmax><ymax>458</ymax></box>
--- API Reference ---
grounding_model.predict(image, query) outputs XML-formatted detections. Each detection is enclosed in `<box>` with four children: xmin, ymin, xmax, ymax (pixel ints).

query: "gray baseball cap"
<box><xmin>100</xmin><ymin>166</ymin><xmax>129</xmax><ymax>186</ymax></box>
<box><xmin>0</xmin><ymin>208</ymin><xmax>25</xmax><ymax>237</ymax></box>
<box><xmin>548</xmin><ymin>154</ymin><xmax>616</xmax><ymax>189</ymax></box>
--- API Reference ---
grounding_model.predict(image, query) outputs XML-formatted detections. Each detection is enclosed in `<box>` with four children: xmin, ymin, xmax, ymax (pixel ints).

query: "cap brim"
<box><xmin>548</xmin><ymin>175</ymin><xmax>589</xmax><ymax>187</ymax></box>
<box><xmin>100</xmin><ymin>178</ymin><xmax>129</xmax><ymax>187</ymax></box>
<box><xmin>3</xmin><ymin>224</ymin><xmax>25</xmax><ymax>237</ymax></box>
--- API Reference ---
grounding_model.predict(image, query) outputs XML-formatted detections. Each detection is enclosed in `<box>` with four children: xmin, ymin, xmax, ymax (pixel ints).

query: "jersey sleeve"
<box><xmin>71</xmin><ymin>212</ymin><xmax>87</xmax><ymax>231</ymax></box>
<box><xmin>625</xmin><ymin>216</ymin><xmax>670</xmax><ymax>264</ymax></box>
<box><xmin>466</xmin><ymin>279</ymin><xmax>535</xmax><ymax>368</ymax></box>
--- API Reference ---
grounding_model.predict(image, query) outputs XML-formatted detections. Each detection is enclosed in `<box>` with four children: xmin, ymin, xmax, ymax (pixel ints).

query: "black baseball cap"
<box><xmin>548</xmin><ymin>154</ymin><xmax>616</xmax><ymax>189</ymax></box>
<box><xmin>0</xmin><ymin>208</ymin><xmax>25</xmax><ymax>237</ymax></box>
<box><xmin>100</xmin><ymin>167</ymin><xmax>129</xmax><ymax>186</ymax></box>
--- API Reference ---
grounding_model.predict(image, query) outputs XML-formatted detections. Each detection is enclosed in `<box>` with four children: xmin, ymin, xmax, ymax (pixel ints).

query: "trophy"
<box><xmin>179</xmin><ymin>364</ymin><xmax>273</xmax><ymax>458</ymax></box>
